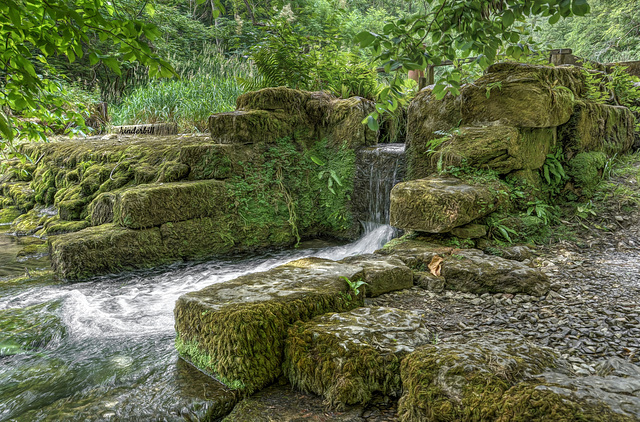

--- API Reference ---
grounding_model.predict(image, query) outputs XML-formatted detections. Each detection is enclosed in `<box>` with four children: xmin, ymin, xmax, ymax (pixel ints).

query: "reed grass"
<box><xmin>111</xmin><ymin>47</ymin><xmax>253</xmax><ymax>132</ymax></box>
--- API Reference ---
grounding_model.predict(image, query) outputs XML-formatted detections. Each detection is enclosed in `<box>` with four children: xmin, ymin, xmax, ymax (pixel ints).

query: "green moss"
<box><xmin>5</xmin><ymin>182</ymin><xmax>36</xmax><ymax>211</ymax></box>
<box><xmin>284</xmin><ymin>307</ymin><xmax>429</xmax><ymax>409</ymax></box>
<box><xmin>10</xmin><ymin>207</ymin><xmax>53</xmax><ymax>236</ymax></box>
<box><xmin>88</xmin><ymin>192</ymin><xmax>116</xmax><ymax>225</ymax></box>
<box><xmin>567</xmin><ymin>151</ymin><xmax>608</xmax><ymax>196</ymax></box>
<box><xmin>174</xmin><ymin>258</ymin><xmax>364</xmax><ymax>394</ymax></box>
<box><xmin>42</xmin><ymin>216</ymin><xmax>90</xmax><ymax>236</ymax></box>
<box><xmin>49</xmin><ymin>223</ymin><xmax>172</xmax><ymax>280</ymax></box>
<box><xmin>0</xmin><ymin>206</ymin><xmax>24</xmax><ymax>225</ymax></box>
<box><xmin>397</xmin><ymin>336</ymin><xmax>559</xmax><ymax>422</ymax></box>
<box><xmin>494</xmin><ymin>382</ymin><xmax>635</xmax><ymax>422</ymax></box>
<box><xmin>156</xmin><ymin>161</ymin><xmax>189</xmax><ymax>183</ymax></box>
<box><xmin>113</xmin><ymin>179</ymin><xmax>229</xmax><ymax>229</ymax></box>
<box><xmin>160</xmin><ymin>217</ymin><xmax>237</xmax><ymax>259</ymax></box>
<box><xmin>0</xmin><ymin>301</ymin><xmax>66</xmax><ymax>356</ymax></box>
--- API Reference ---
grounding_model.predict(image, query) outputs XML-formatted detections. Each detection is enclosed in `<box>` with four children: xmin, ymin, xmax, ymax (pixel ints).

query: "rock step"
<box><xmin>174</xmin><ymin>258</ymin><xmax>366</xmax><ymax>394</ymax></box>
<box><xmin>284</xmin><ymin>306</ymin><xmax>431</xmax><ymax>409</ymax></box>
<box><xmin>398</xmin><ymin>333</ymin><xmax>639</xmax><ymax>422</ymax></box>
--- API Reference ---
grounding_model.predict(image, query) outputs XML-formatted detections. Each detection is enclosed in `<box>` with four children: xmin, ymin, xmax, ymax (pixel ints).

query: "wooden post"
<box><xmin>426</xmin><ymin>65</ymin><xmax>435</xmax><ymax>85</ymax></box>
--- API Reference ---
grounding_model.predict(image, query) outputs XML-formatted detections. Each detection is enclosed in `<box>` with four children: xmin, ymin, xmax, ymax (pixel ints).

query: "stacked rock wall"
<box><xmin>0</xmin><ymin>88</ymin><xmax>375</xmax><ymax>280</ymax></box>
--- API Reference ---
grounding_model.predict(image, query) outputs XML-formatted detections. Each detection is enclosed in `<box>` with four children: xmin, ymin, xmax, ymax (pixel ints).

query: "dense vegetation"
<box><xmin>0</xmin><ymin>0</ymin><xmax>637</xmax><ymax>147</ymax></box>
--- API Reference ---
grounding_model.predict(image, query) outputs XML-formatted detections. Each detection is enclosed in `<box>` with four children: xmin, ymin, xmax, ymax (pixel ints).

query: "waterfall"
<box><xmin>352</xmin><ymin>143</ymin><xmax>406</xmax><ymax>248</ymax></box>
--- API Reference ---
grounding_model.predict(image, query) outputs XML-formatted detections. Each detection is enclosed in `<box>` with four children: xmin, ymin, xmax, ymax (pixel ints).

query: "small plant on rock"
<box><xmin>340</xmin><ymin>276</ymin><xmax>367</xmax><ymax>301</ymax></box>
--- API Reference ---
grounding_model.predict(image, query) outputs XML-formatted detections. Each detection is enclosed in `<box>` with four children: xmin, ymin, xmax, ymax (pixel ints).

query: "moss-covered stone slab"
<box><xmin>49</xmin><ymin>223</ymin><xmax>171</xmax><ymax>280</ymax></box>
<box><xmin>441</xmin><ymin>249</ymin><xmax>549</xmax><ymax>296</ymax></box>
<box><xmin>284</xmin><ymin>306</ymin><xmax>431</xmax><ymax>409</ymax></box>
<box><xmin>0</xmin><ymin>301</ymin><xmax>66</xmax><ymax>356</ymax></box>
<box><xmin>9</xmin><ymin>206</ymin><xmax>56</xmax><ymax>236</ymax></box>
<box><xmin>431</xmin><ymin>126</ymin><xmax>555</xmax><ymax>175</ymax></box>
<box><xmin>460</xmin><ymin>63</ymin><xmax>577</xmax><ymax>128</ymax></box>
<box><xmin>160</xmin><ymin>217</ymin><xmax>238</xmax><ymax>260</ymax></box>
<box><xmin>178</xmin><ymin>143</ymin><xmax>254</xmax><ymax>180</ymax></box>
<box><xmin>342</xmin><ymin>254</ymin><xmax>413</xmax><ymax>297</ymax></box>
<box><xmin>209</xmin><ymin>110</ymin><xmax>298</xmax><ymax>144</ymax></box>
<box><xmin>390</xmin><ymin>177</ymin><xmax>500</xmax><ymax>233</ymax></box>
<box><xmin>174</xmin><ymin>257</ymin><xmax>365</xmax><ymax>394</ymax></box>
<box><xmin>222</xmin><ymin>383</ymin><xmax>365</xmax><ymax>422</ymax></box>
<box><xmin>113</xmin><ymin>179</ymin><xmax>229</xmax><ymax>229</ymax></box>
<box><xmin>398</xmin><ymin>333</ymin><xmax>635</xmax><ymax>422</ymax></box>
<box><xmin>559</xmin><ymin>101</ymin><xmax>636</xmax><ymax>156</ymax></box>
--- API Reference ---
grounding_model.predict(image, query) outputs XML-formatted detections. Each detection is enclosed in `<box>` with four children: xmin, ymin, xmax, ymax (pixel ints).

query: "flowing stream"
<box><xmin>0</xmin><ymin>143</ymin><xmax>405</xmax><ymax>421</ymax></box>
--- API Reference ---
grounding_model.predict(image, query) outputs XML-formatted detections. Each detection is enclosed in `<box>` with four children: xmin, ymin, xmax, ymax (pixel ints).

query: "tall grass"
<box><xmin>111</xmin><ymin>46</ymin><xmax>253</xmax><ymax>132</ymax></box>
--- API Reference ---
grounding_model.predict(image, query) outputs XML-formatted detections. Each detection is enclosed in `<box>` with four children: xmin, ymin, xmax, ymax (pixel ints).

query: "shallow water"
<box><xmin>0</xmin><ymin>225</ymin><xmax>396</xmax><ymax>421</ymax></box>
<box><xmin>0</xmin><ymin>234</ymin><xmax>50</xmax><ymax>280</ymax></box>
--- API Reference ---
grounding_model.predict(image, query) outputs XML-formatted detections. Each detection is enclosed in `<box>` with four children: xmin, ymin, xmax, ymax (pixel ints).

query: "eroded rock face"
<box><xmin>284</xmin><ymin>306</ymin><xmax>431</xmax><ymax>409</ymax></box>
<box><xmin>398</xmin><ymin>333</ymin><xmax>637</xmax><ymax>422</ymax></box>
<box><xmin>341</xmin><ymin>254</ymin><xmax>413</xmax><ymax>297</ymax></box>
<box><xmin>442</xmin><ymin>249</ymin><xmax>550</xmax><ymax>296</ymax></box>
<box><xmin>390</xmin><ymin>177</ymin><xmax>500</xmax><ymax>233</ymax></box>
<box><xmin>174</xmin><ymin>258</ymin><xmax>364</xmax><ymax>394</ymax></box>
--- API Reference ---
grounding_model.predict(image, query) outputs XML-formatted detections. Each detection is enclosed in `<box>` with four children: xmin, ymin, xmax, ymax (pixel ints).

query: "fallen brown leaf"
<box><xmin>428</xmin><ymin>255</ymin><xmax>443</xmax><ymax>277</ymax></box>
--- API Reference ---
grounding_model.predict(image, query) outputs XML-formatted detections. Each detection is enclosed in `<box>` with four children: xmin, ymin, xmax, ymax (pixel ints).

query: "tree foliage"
<box><xmin>0</xmin><ymin>0</ymin><xmax>174</xmax><ymax>153</ymax></box>
<box><xmin>355</xmin><ymin>0</ymin><xmax>591</xmax><ymax>129</ymax></box>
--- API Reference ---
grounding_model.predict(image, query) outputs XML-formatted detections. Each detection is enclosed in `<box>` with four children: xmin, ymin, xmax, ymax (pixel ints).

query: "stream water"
<box><xmin>0</xmin><ymin>144</ymin><xmax>405</xmax><ymax>421</ymax></box>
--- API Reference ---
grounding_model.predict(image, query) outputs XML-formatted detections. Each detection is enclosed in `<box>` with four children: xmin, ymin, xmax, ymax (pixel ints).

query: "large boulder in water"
<box><xmin>174</xmin><ymin>257</ymin><xmax>365</xmax><ymax>394</ymax></box>
<box><xmin>284</xmin><ymin>306</ymin><xmax>431</xmax><ymax>409</ymax></box>
<box><xmin>390</xmin><ymin>177</ymin><xmax>500</xmax><ymax>233</ymax></box>
<box><xmin>341</xmin><ymin>254</ymin><xmax>414</xmax><ymax>297</ymax></box>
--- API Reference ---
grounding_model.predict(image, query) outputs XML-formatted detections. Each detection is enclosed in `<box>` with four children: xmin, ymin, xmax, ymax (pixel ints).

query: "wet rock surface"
<box><xmin>341</xmin><ymin>254</ymin><xmax>413</xmax><ymax>297</ymax></box>
<box><xmin>284</xmin><ymin>307</ymin><xmax>431</xmax><ymax>409</ymax></box>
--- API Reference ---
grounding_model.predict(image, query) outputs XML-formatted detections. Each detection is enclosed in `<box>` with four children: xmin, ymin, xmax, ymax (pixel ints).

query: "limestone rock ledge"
<box><xmin>390</xmin><ymin>177</ymin><xmax>500</xmax><ymax>233</ymax></box>
<box><xmin>284</xmin><ymin>306</ymin><xmax>431</xmax><ymax>409</ymax></box>
<box><xmin>174</xmin><ymin>257</ymin><xmax>365</xmax><ymax>395</ymax></box>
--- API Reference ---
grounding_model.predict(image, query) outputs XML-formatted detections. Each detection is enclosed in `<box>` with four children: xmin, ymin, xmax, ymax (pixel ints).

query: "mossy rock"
<box><xmin>49</xmin><ymin>223</ymin><xmax>172</xmax><ymax>280</ymax></box>
<box><xmin>9</xmin><ymin>206</ymin><xmax>55</xmax><ymax>236</ymax></box>
<box><xmin>398</xmin><ymin>333</ymin><xmax>560</xmax><ymax>422</ymax></box>
<box><xmin>0</xmin><ymin>206</ymin><xmax>24</xmax><ymax>225</ymax></box>
<box><xmin>178</xmin><ymin>144</ymin><xmax>248</xmax><ymax>180</ymax></box>
<box><xmin>0</xmin><ymin>301</ymin><xmax>66</xmax><ymax>356</ymax></box>
<box><xmin>460</xmin><ymin>62</ymin><xmax>579</xmax><ymax>128</ymax></box>
<box><xmin>567</xmin><ymin>151</ymin><xmax>608</xmax><ymax>196</ymax></box>
<box><xmin>341</xmin><ymin>254</ymin><xmax>414</xmax><ymax>297</ymax></box>
<box><xmin>174</xmin><ymin>257</ymin><xmax>365</xmax><ymax>394</ymax></box>
<box><xmin>390</xmin><ymin>177</ymin><xmax>501</xmax><ymax>233</ymax></box>
<box><xmin>4</xmin><ymin>182</ymin><xmax>36</xmax><ymax>211</ymax></box>
<box><xmin>160</xmin><ymin>217</ymin><xmax>238</xmax><ymax>260</ymax></box>
<box><xmin>41</xmin><ymin>216</ymin><xmax>90</xmax><ymax>236</ymax></box>
<box><xmin>284</xmin><ymin>306</ymin><xmax>431</xmax><ymax>409</ymax></box>
<box><xmin>113</xmin><ymin>179</ymin><xmax>229</xmax><ymax>229</ymax></box>
<box><xmin>88</xmin><ymin>192</ymin><xmax>116</xmax><ymax>225</ymax></box>
<box><xmin>450</xmin><ymin>223</ymin><xmax>487</xmax><ymax>239</ymax></box>
<box><xmin>430</xmin><ymin>126</ymin><xmax>554</xmax><ymax>175</ymax></box>
<box><xmin>441</xmin><ymin>249</ymin><xmax>549</xmax><ymax>296</ymax></box>
<box><xmin>559</xmin><ymin>101</ymin><xmax>636</xmax><ymax>156</ymax></box>
<box><xmin>398</xmin><ymin>333</ymin><xmax>637</xmax><ymax>421</ymax></box>
<box><xmin>209</xmin><ymin>110</ymin><xmax>300</xmax><ymax>145</ymax></box>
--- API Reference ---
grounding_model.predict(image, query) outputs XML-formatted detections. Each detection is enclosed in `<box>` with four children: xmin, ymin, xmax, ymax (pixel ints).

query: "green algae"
<box><xmin>0</xmin><ymin>301</ymin><xmax>66</xmax><ymax>356</ymax></box>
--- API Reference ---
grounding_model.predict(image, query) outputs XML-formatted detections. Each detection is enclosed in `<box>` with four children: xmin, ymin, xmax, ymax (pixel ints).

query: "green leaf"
<box><xmin>356</xmin><ymin>31</ymin><xmax>377</xmax><ymax>48</ymax></box>
<box><xmin>310</xmin><ymin>155</ymin><xmax>325</xmax><ymax>166</ymax></box>
<box><xmin>548</xmin><ymin>13</ymin><xmax>561</xmax><ymax>24</ymax></box>
<box><xmin>502</xmin><ymin>10</ymin><xmax>515</xmax><ymax>27</ymax></box>
<box><xmin>366</xmin><ymin>115</ymin><xmax>379</xmax><ymax>131</ymax></box>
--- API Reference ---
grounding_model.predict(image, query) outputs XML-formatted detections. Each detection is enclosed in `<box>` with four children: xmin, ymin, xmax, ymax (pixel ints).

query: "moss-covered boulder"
<box><xmin>460</xmin><ymin>63</ymin><xmax>578</xmax><ymax>128</ymax></box>
<box><xmin>390</xmin><ymin>178</ymin><xmax>501</xmax><ymax>233</ymax></box>
<box><xmin>425</xmin><ymin>126</ymin><xmax>555</xmax><ymax>175</ymax></box>
<box><xmin>398</xmin><ymin>333</ymin><xmax>635</xmax><ymax>422</ymax></box>
<box><xmin>0</xmin><ymin>301</ymin><xmax>66</xmax><ymax>356</ymax></box>
<box><xmin>450</xmin><ymin>223</ymin><xmax>487</xmax><ymax>239</ymax></box>
<box><xmin>174</xmin><ymin>257</ymin><xmax>365</xmax><ymax>394</ymax></box>
<box><xmin>441</xmin><ymin>249</ymin><xmax>549</xmax><ymax>296</ymax></box>
<box><xmin>567</xmin><ymin>151</ymin><xmax>608</xmax><ymax>196</ymax></box>
<box><xmin>223</xmin><ymin>87</ymin><xmax>376</xmax><ymax>148</ymax></box>
<box><xmin>341</xmin><ymin>254</ymin><xmax>414</xmax><ymax>297</ymax></box>
<box><xmin>284</xmin><ymin>306</ymin><xmax>431</xmax><ymax>409</ymax></box>
<box><xmin>559</xmin><ymin>101</ymin><xmax>636</xmax><ymax>156</ymax></box>
<box><xmin>113</xmin><ymin>179</ymin><xmax>229</xmax><ymax>229</ymax></box>
<box><xmin>49</xmin><ymin>224</ymin><xmax>172</xmax><ymax>280</ymax></box>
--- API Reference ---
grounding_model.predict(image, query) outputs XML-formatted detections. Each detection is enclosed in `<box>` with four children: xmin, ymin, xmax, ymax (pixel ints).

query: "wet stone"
<box><xmin>284</xmin><ymin>306</ymin><xmax>431</xmax><ymax>409</ymax></box>
<box><xmin>174</xmin><ymin>257</ymin><xmax>365</xmax><ymax>394</ymax></box>
<box><xmin>341</xmin><ymin>254</ymin><xmax>413</xmax><ymax>297</ymax></box>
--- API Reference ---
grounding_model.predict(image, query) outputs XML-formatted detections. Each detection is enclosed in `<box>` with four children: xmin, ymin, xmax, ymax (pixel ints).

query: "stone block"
<box><xmin>342</xmin><ymin>254</ymin><xmax>413</xmax><ymax>297</ymax></box>
<box><xmin>284</xmin><ymin>307</ymin><xmax>431</xmax><ymax>408</ymax></box>
<box><xmin>390</xmin><ymin>177</ymin><xmax>500</xmax><ymax>233</ymax></box>
<box><xmin>174</xmin><ymin>258</ymin><xmax>365</xmax><ymax>394</ymax></box>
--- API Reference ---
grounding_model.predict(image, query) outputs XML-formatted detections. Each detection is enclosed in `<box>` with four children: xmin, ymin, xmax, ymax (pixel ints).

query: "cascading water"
<box><xmin>0</xmin><ymin>143</ymin><xmax>406</xmax><ymax>420</ymax></box>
